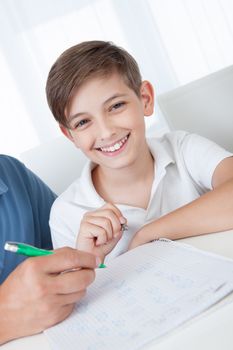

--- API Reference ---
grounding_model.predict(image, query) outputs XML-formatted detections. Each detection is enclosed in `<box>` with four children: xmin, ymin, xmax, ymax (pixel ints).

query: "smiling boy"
<box><xmin>46</xmin><ymin>41</ymin><xmax>233</xmax><ymax>263</ymax></box>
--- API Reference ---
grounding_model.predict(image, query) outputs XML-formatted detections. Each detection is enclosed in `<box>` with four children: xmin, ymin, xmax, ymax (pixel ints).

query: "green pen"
<box><xmin>4</xmin><ymin>241</ymin><xmax>53</xmax><ymax>257</ymax></box>
<box><xmin>4</xmin><ymin>225</ymin><xmax>128</xmax><ymax>266</ymax></box>
<box><xmin>98</xmin><ymin>263</ymin><xmax>106</xmax><ymax>268</ymax></box>
<box><xmin>99</xmin><ymin>223</ymin><xmax>128</xmax><ymax>269</ymax></box>
<box><xmin>4</xmin><ymin>241</ymin><xmax>106</xmax><ymax>268</ymax></box>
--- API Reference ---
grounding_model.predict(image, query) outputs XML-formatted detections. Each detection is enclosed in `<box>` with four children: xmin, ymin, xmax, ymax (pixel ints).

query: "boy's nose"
<box><xmin>96</xmin><ymin>118</ymin><xmax>116</xmax><ymax>141</ymax></box>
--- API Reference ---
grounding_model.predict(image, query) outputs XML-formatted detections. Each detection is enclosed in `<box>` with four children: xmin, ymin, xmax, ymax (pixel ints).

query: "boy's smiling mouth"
<box><xmin>95</xmin><ymin>133</ymin><xmax>130</xmax><ymax>155</ymax></box>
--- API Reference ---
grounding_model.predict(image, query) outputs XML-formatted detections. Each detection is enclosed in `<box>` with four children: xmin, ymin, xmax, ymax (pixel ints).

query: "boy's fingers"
<box><xmin>83</xmin><ymin>216</ymin><xmax>113</xmax><ymax>240</ymax></box>
<box><xmin>102</xmin><ymin>203</ymin><xmax>127</xmax><ymax>224</ymax></box>
<box><xmin>38</xmin><ymin>247</ymin><xmax>99</xmax><ymax>274</ymax></box>
<box><xmin>81</xmin><ymin>222</ymin><xmax>108</xmax><ymax>242</ymax></box>
<box><xmin>108</xmin><ymin>230</ymin><xmax>123</xmax><ymax>244</ymax></box>
<box><xmin>90</xmin><ymin>209</ymin><xmax>122</xmax><ymax>235</ymax></box>
<box><xmin>98</xmin><ymin>203</ymin><xmax>127</xmax><ymax>224</ymax></box>
<box><xmin>102</xmin><ymin>210</ymin><xmax>122</xmax><ymax>234</ymax></box>
<box><xmin>96</xmin><ymin>232</ymin><xmax>108</xmax><ymax>245</ymax></box>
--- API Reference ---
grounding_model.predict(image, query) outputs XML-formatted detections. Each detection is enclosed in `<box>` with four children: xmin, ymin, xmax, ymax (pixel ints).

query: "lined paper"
<box><xmin>45</xmin><ymin>239</ymin><xmax>233</xmax><ymax>350</ymax></box>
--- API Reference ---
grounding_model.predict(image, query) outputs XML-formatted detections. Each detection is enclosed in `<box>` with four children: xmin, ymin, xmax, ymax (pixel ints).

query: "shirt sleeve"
<box><xmin>49</xmin><ymin>198</ymin><xmax>78</xmax><ymax>249</ymax></box>
<box><xmin>180</xmin><ymin>132</ymin><xmax>233</xmax><ymax>190</ymax></box>
<box><xmin>0</xmin><ymin>155</ymin><xmax>57</xmax><ymax>282</ymax></box>
<box><xmin>23</xmin><ymin>165</ymin><xmax>57</xmax><ymax>249</ymax></box>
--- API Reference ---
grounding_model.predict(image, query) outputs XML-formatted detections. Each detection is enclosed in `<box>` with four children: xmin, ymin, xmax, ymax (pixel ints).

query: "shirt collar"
<box><xmin>147</xmin><ymin>137</ymin><xmax>175</xmax><ymax>175</ymax></box>
<box><xmin>73</xmin><ymin>161</ymin><xmax>105</xmax><ymax>208</ymax></box>
<box><xmin>146</xmin><ymin>138</ymin><xmax>175</xmax><ymax>211</ymax></box>
<box><xmin>73</xmin><ymin>137</ymin><xmax>175</xmax><ymax>207</ymax></box>
<box><xmin>0</xmin><ymin>178</ymin><xmax>8</xmax><ymax>195</ymax></box>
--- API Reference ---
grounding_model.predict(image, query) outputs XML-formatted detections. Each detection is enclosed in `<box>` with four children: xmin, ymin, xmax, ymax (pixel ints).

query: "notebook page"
<box><xmin>45</xmin><ymin>240</ymin><xmax>233</xmax><ymax>350</ymax></box>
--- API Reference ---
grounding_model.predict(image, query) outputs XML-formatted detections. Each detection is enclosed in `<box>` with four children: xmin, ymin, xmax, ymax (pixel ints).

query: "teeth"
<box><xmin>100</xmin><ymin>136</ymin><xmax>128</xmax><ymax>152</ymax></box>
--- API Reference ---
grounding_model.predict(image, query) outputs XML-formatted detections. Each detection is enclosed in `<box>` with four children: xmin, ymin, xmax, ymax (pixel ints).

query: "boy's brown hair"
<box><xmin>46</xmin><ymin>40</ymin><xmax>142</xmax><ymax>127</ymax></box>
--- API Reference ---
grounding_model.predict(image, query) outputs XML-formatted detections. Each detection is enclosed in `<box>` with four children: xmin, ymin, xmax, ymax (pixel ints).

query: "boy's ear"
<box><xmin>59</xmin><ymin>124</ymin><xmax>75</xmax><ymax>143</ymax></box>
<box><xmin>140</xmin><ymin>81</ymin><xmax>154</xmax><ymax>117</ymax></box>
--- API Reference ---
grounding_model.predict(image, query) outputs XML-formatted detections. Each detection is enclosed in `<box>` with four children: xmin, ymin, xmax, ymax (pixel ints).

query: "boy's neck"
<box><xmin>92</xmin><ymin>142</ymin><xmax>155</xmax><ymax>207</ymax></box>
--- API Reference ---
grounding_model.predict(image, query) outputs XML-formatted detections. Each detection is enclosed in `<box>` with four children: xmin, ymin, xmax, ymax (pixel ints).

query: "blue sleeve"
<box><xmin>23</xmin><ymin>162</ymin><xmax>57</xmax><ymax>249</ymax></box>
<box><xmin>0</xmin><ymin>155</ymin><xmax>57</xmax><ymax>283</ymax></box>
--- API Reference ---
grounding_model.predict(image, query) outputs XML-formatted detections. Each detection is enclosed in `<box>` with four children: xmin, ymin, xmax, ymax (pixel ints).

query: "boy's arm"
<box><xmin>129</xmin><ymin>157</ymin><xmax>233</xmax><ymax>249</ymax></box>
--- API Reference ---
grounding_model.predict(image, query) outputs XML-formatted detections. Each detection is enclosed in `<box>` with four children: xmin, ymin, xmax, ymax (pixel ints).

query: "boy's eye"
<box><xmin>73</xmin><ymin>119</ymin><xmax>89</xmax><ymax>129</ymax></box>
<box><xmin>110</xmin><ymin>102</ymin><xmax>125</xmax><ymax>112</ymax></box>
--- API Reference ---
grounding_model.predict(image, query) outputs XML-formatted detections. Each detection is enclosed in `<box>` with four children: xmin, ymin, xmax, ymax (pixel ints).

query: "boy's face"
<box><xmin>61</xmin><ymin>73</ymin><xmax>154</xmax><ymax>170</ymax></box>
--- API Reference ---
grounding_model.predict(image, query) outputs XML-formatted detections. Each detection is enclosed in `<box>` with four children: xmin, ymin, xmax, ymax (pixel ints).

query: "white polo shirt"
<box><xmin>49</xmin><ymin>131</ymin><xmax>232</xmax><ymax>261</ymax></box>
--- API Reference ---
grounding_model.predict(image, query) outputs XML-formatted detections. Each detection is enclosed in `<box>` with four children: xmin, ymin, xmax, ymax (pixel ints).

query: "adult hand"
<box><xmin>77</xmin><ymin>203</ymin><xmax>127</xmax><ymax>262</ymax></box>
<box><xmin>0</xmin><ymin>247</ymin><xmax>98</xmax><ymax>344</ymax></box>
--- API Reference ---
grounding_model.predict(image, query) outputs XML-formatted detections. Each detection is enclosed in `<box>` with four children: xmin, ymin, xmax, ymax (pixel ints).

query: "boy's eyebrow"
<box><xmin>103</xmin><ymin>93</ymin><xmax>128</xmax><ymax>106</ymax></box>
<box><xmin>68</xmin><ymin>93</ymin><xmax>128</xmax><ymax>122</ymax></box>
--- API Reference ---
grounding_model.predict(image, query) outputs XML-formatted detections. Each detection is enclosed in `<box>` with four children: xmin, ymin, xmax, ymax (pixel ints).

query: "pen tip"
<box><xmin>98</xmin><ymin>263</ymin><xmax>107</xmax><ymax>268</ymax></box>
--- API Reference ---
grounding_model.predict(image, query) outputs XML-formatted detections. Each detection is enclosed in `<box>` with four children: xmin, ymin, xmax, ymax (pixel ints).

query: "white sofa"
<box><xmin>20</xmin><ymin>136</ymin><xmax>88</xmax><ymax>194</ymax></box>
<box><xmin>157</xmin><ymin>64</ymin><xmax>233</xmax><ymax>153</ymax></box>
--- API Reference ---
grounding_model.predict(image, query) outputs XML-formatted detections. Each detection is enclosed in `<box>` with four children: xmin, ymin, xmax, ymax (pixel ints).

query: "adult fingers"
<box><xmin>54</xmin><ymin>267</ymin><xmax>95</xmax><ymax>294</ymax></box>
<box><xmin>58</xmin><ymin>290</ymin><xmax>87</xmax><ymax>305</ymax></box>
<box><xmin>45</xmin><ymin>304</ymin><xmax>75</xmax><ymax>329</ymax></box>
<box><xmin>37</xmin><ymin>247</ymin><xmax>99</xmax><ymax>274</ymax></box>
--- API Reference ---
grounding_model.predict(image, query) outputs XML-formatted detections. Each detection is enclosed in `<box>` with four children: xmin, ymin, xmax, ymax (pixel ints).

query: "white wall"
<box><xmin>1</xmin><ymin>0</ymin><xmax>233</xmax><ymax>157</ymax></box>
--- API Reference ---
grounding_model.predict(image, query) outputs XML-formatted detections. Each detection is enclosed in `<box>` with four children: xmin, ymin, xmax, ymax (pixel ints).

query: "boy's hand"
<box><xmin>77</xmin><ymin>203</ymin><xmax>127</xmax><ymax>261</ymax></box>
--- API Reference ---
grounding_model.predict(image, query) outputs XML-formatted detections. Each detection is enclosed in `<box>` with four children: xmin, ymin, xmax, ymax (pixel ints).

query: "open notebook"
<box><xmin>45</xmin><ymin>239</ymin><xmax>233</xmax><ymax>350</ymax></box>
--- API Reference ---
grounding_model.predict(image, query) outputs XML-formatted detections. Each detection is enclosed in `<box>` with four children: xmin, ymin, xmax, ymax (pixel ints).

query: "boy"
<box><xmin>46</xmin><ymin>40</ymin><xmax>233</xmax><ymax>264</ymax></box>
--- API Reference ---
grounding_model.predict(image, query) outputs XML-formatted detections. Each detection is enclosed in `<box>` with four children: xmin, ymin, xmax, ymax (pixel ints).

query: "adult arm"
<box><xmin>25</xmin><ymin>165</ymin><xmax>57</xmax><ymax>250</ymax></box>
<box><xmin>0</xmin><ymin>248</ymin><xmax>99</xmax><ymax>344</ymax></box>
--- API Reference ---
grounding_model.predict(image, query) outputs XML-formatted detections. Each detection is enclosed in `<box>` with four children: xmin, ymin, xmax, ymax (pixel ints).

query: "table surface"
<box><xmin>3</xmin><ymin>229</ymin><xmax>233</xmax><ymax>350</ymax></box>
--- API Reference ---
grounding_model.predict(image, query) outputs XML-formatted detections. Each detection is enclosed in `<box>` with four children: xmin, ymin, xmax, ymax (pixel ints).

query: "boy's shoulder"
<box><xmin>150</xmin><ymin>129</ymin><xmax>218</xmax><ymax>153</ymax></box>
<box><xmin>148</xmin><ymin>130</ymin><xmax>190</xmax><ymax>153</ymax></box>
<box><xmin>154</xmin><ymin>129</ymin><xmax>189</xmax><ymax>144</ymax></box>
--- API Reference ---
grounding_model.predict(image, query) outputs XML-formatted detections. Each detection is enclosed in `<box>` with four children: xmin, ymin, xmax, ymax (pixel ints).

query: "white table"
<box><xmin>3</xmin><ymin>230</ymin><xmax>233</xmax><ymax>350</ymax></box>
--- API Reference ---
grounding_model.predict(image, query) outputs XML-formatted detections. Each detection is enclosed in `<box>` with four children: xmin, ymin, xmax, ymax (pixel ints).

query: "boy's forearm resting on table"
<box><xmin>130</xmin><ymin>178</ymin><xmax>233</xmax><ymax>248</ymax></box>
